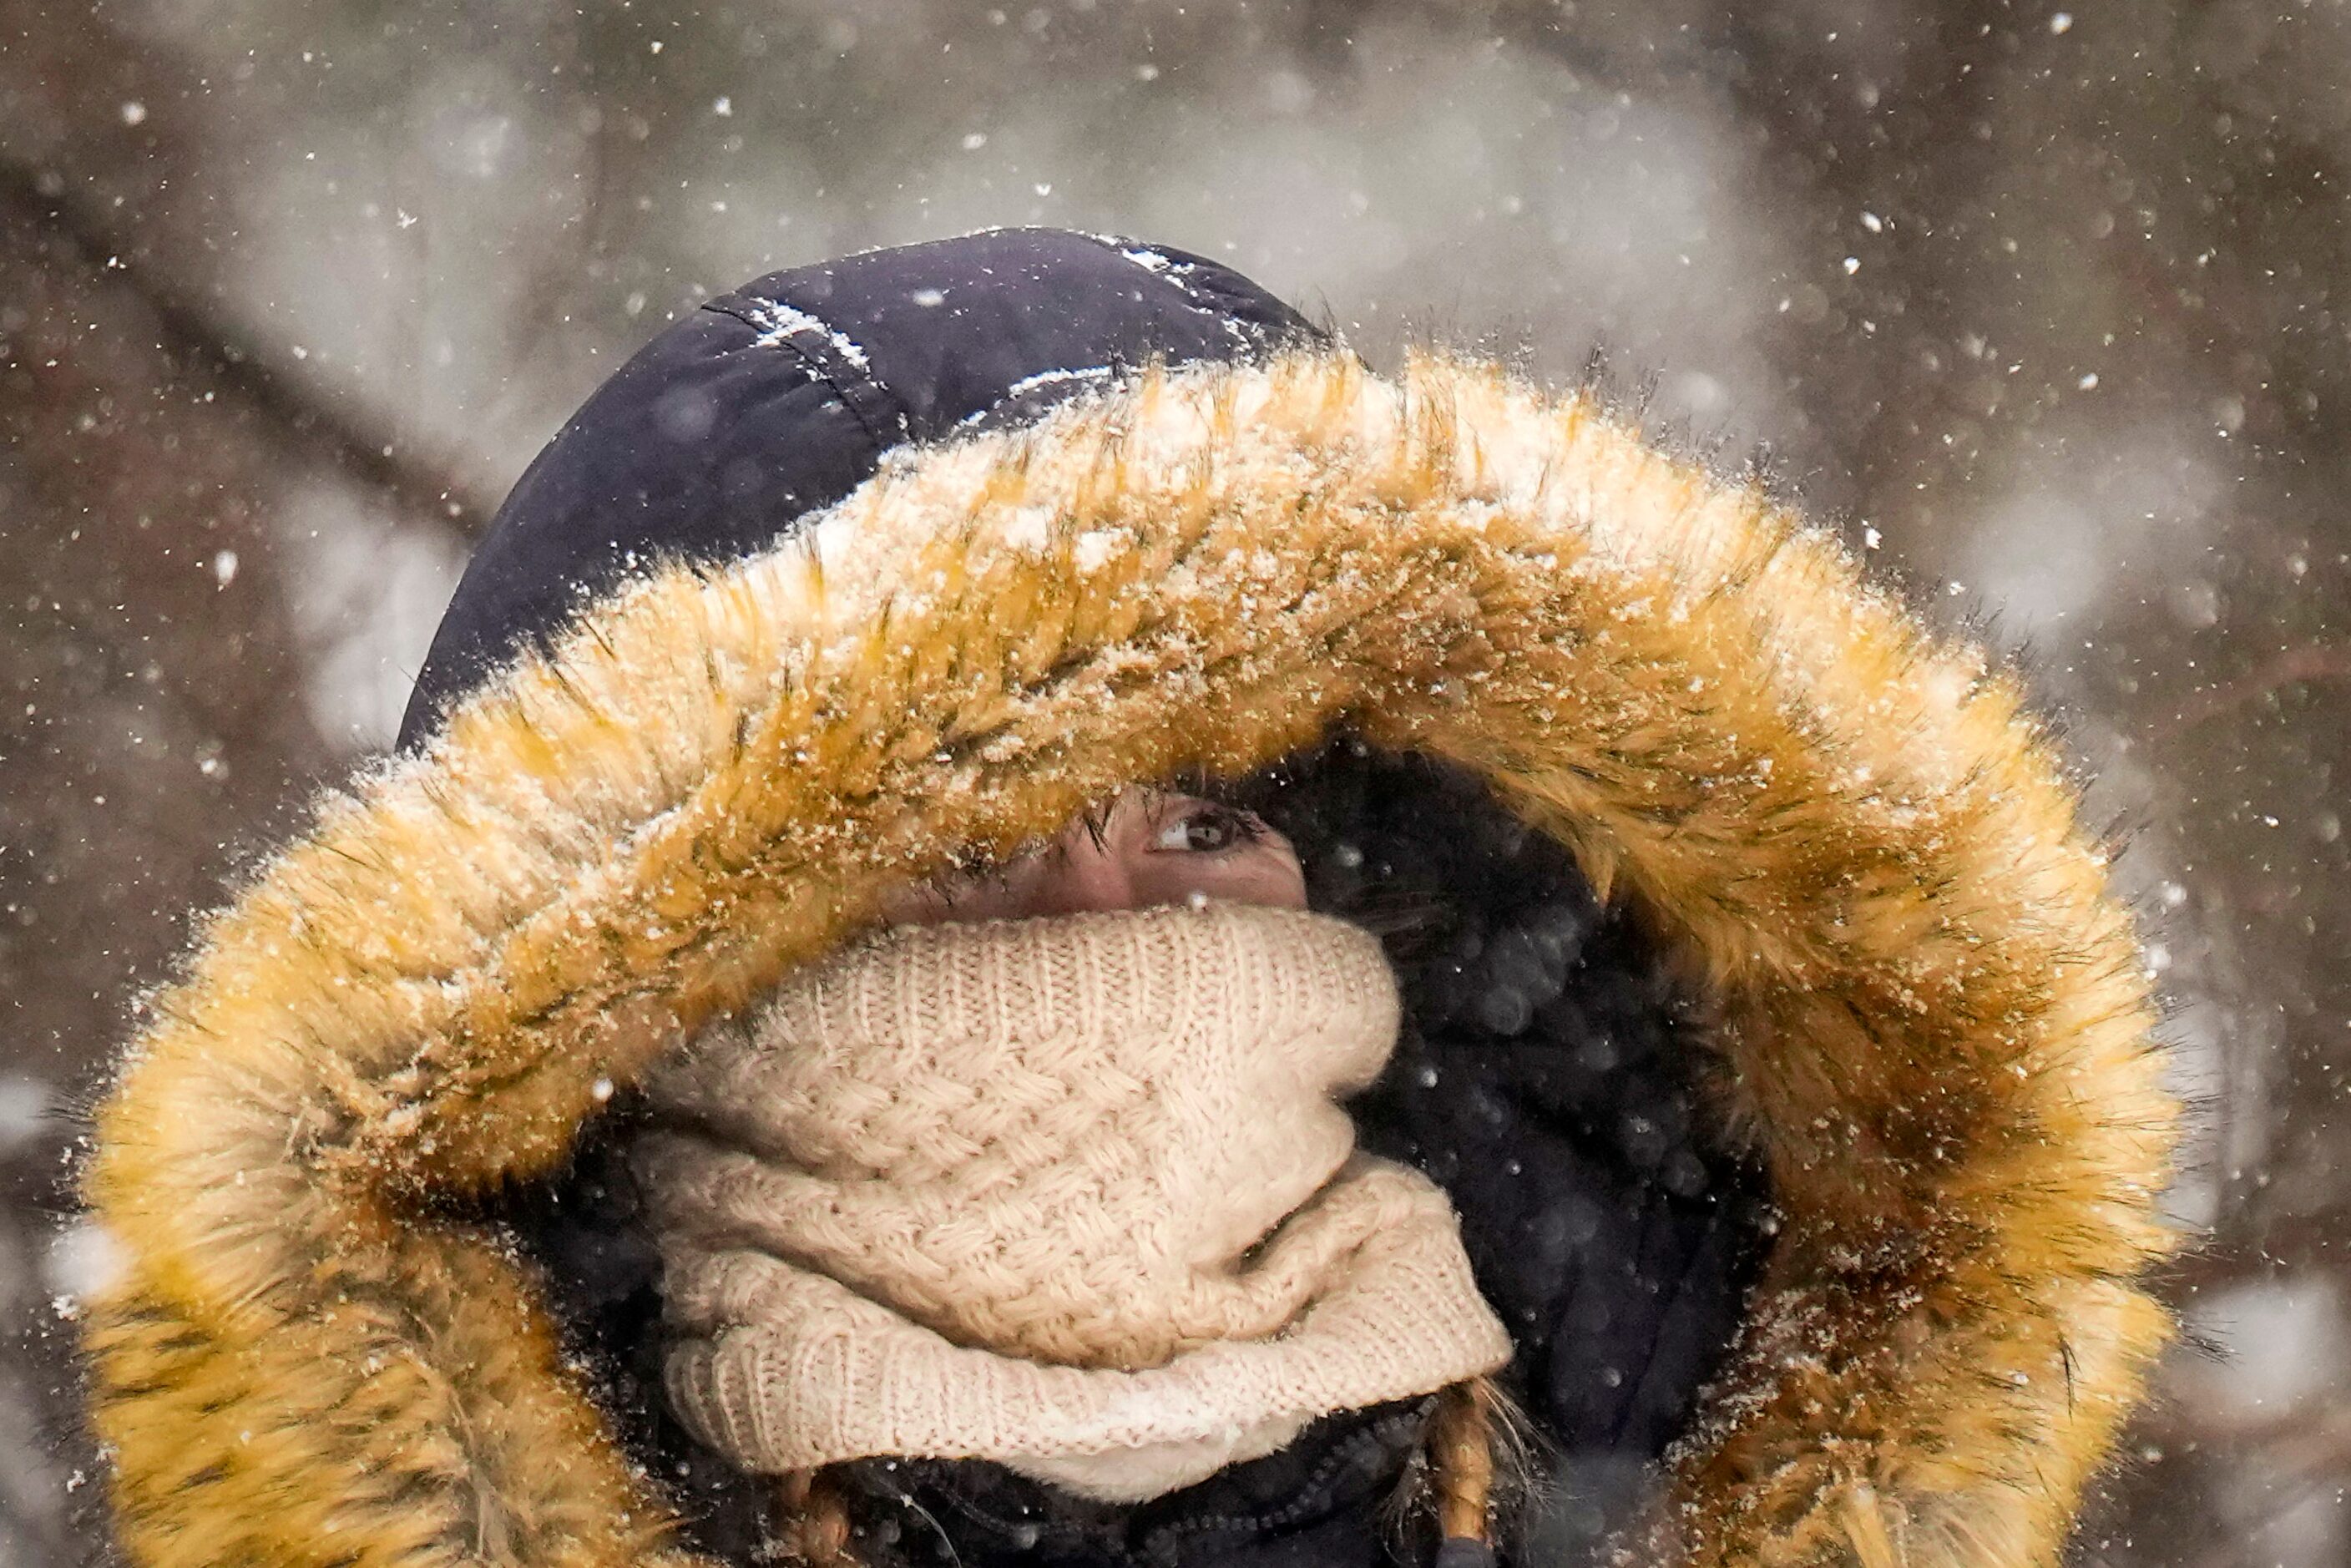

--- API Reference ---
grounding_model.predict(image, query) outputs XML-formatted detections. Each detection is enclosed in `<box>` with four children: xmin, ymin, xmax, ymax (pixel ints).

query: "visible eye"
<box><xmin>1151</xmin><ymin>802</ymin><xmax>1261</xmax><ymax>853</ymax></box>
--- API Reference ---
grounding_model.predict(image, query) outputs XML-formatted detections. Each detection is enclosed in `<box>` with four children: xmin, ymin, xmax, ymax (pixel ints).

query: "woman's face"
<box><xmin>886</xmin><ymin>791</ymin><xmax>1307</xmax><ymax>924</ymax></box>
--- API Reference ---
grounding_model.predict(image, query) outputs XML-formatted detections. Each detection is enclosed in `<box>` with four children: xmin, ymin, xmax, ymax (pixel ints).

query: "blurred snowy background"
<box><xmin>3</xmin><ymin>2</ymin><xmax>2346</xmax><ymax>1562</ymax></box>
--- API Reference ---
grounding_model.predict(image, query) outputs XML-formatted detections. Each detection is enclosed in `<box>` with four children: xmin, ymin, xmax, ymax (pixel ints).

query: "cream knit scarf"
<box><xmin>635</xmin><ymin>902</ymin><xmax>1511</xmax><ymax>1502</ymax></box>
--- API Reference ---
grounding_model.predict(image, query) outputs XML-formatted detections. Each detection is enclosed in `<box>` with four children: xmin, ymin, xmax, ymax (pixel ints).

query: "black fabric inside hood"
<box><xmin>1237</xmin><ymin>746</ymin><xmax>1769</xmax><ymax>1472</ymax></box>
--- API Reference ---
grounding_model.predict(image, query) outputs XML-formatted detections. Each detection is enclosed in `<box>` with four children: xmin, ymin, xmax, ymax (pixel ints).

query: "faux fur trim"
<box><xmin>84</xmin><ymin>352</ymin><xmax>2178</xmax><ymax>1568</ymax></box>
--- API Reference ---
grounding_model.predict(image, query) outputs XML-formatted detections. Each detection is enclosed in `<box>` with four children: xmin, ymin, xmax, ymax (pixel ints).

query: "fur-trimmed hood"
<box><xmin>85</xmin><ymin>240</ymin><xmax>2177</xmax><ymax>1568</ymax></box>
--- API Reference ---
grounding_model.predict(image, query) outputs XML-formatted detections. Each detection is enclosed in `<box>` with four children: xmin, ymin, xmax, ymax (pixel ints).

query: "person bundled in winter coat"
<box><xmin>81</xmin><ymin>230</ymin><xmax>2180</xmax><ymax>1568</ymax></box>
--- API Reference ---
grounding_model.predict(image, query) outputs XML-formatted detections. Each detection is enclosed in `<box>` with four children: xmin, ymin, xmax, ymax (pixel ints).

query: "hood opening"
<box><xmin>491</xmin><ymin>740</ymin><xmax>1772</xmax><ymax>1565</ymax></box>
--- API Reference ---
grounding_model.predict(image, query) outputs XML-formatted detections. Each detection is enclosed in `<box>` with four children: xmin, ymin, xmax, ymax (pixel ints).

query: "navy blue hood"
<box><xmin>399</xmin><ymin>228</ymin><xmax>1321</xmax><ymax>749</ymax></box>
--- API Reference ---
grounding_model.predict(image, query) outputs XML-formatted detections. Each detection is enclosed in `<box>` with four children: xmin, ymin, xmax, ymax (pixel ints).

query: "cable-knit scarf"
<box><xmin>634</xmin><ymin>902</ymin><xmax>1512</xmax><ymax>1501</ymax></box>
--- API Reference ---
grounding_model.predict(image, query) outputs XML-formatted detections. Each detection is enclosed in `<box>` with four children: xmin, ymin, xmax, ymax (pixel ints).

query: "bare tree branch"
<box><xmin>0</xmin><ymin>158</ymin><xmax>503</xmax><ymax>534</ymax></box>
<box><xmin>2147</xmin><ymin>641</ymin><xmax>2351</xmax><ymax>741</ymax></box>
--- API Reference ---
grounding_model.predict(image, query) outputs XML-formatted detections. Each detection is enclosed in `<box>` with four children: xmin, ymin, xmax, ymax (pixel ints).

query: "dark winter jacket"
<box><xmin>83</xmin><ymin>229</ymin><xmax>2179</xmax><ymax>1568</ymax></box>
